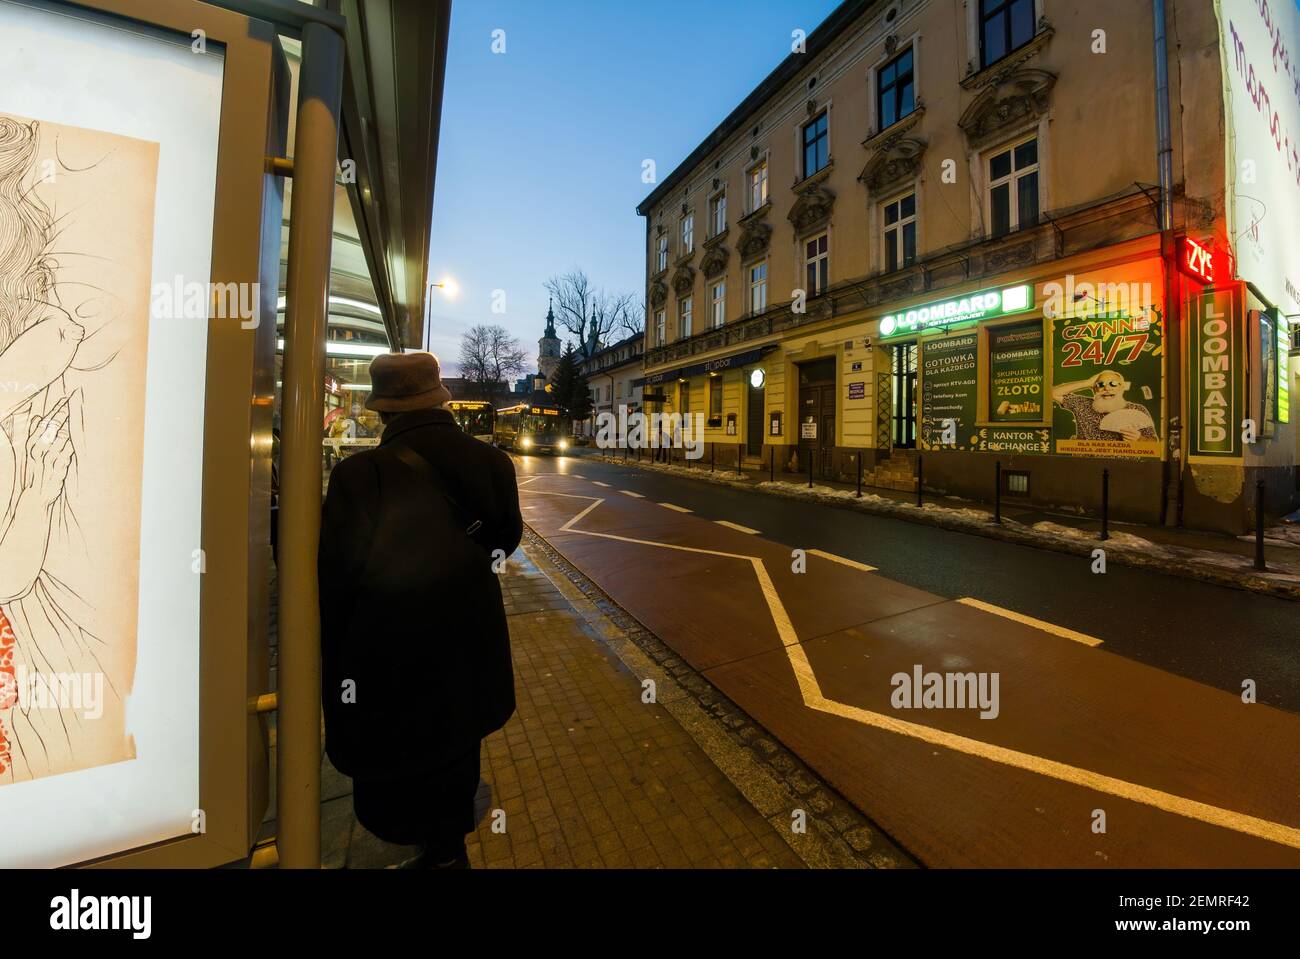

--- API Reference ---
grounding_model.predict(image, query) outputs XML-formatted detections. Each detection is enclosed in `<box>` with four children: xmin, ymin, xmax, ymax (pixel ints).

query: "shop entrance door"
<box><xmin>891</xmin><ymin>342</ymin><xmax>917</xmax><ymax>449</ymax></box>
<box><xmin>746</xmin><ymin>375</ymin><xmax>765</xmax><ymax>456</ymax></box>
<box><xmin>798</xmin><ymin>358</ymin><xmax>836</xmax><ymax>477</ymax></box>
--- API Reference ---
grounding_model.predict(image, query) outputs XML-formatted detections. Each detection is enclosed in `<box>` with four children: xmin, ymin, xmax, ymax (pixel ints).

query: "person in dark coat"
<box><xmin>318</xmin><ymin>351</ymin><xmax>522</xmax><ymax>868</ymax></box>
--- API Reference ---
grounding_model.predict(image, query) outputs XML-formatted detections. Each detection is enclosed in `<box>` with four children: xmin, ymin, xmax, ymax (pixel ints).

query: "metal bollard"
<box><xmin>737</xmin><ymin>443</ymin><xmax>744</xmax><ymax>476</ymax></box>
<box><xmin>856</xmin><ymin>451</ymin><xmax>862</xmax><ymax>498</ymax></box>
<box><xmin>710</xmin><ymin>442</ymin><xmax>715</xmax><ymax>472</ymax></box>
<box><xmin>770</xmin><ymin>446</ymin><xmax>774</xmax><ymax>483</ymax></box>
<box><xmin>1255</xmin><ymin>480</ymin><xmax>1267</xmax><ymax>571</ymax></box>
<box><xmin>1100</xmin><ymin>469</ymin><xmax>1110</xmax><ymax>541</ymax></box>
<box><xmin>994</xmin><ymin>460</ymin><xmax>1002</xmax><ymax>524</ymax></box>
<box><xmin>808</xmin><ymin>450</ymin><xmax>813</xmax><ymax>488</ymax></box>
<box><xmin>916</xmin><ymin>455</ymin><xmax>923</xmax><ymax>508</ymax></box>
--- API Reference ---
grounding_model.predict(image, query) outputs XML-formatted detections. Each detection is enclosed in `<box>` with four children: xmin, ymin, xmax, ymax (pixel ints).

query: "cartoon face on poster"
<box><xmin>1045</xmin><ymin>266</ymin><xmax>1164</xmax><ymax>459</ymax></box>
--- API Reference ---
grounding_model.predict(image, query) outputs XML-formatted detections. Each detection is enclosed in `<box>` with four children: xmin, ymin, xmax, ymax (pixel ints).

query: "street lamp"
<box><xmin>423</xmin><ymin>276</ymin><xmax>458</xmax><ymax>350</ymax></box>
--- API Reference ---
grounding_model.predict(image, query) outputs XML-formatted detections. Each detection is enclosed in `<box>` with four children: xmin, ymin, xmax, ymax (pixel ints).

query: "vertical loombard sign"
<box><xmin>1188</xmin><ymin>286</ymin><xmax>1246</xmax><ymax>459</ymax></box>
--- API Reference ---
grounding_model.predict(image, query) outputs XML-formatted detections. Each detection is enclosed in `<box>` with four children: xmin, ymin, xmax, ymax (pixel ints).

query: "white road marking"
<box><xmin>806</xmin><ymin>548</ymin><xmax>877</xmax><ymax>572</ymax></box>
<box><xmin>956</xmin><ymin>598</ymin><xmax>1104</xmax><ymax>647</ymax></box>
<box><xmin>716</xmin><ymin>520</ymin><xmax>759</xmax><ymax>534</ymax></box>
<box><xmin>591</xmin><ymin>481</ymin><xmax>610</xmax><ymax>488</ymax></box>
<box><xmin>660</xmin><ymin>503</ymin><xmax>693</xmax><ymax>513</ymax></box>
<box><xmin>518</xmin><ymin>484</ymin><xmax>1300</xmax><ymax>851</ymax></box>
<box><xmin>620</xmin><ymin>490</ymin><xmax>645</xmax><ymax>498</ymax></box>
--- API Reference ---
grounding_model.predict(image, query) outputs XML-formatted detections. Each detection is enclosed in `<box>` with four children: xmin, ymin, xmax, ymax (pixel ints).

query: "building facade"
<box><xmin>636</xmin><ymin>0</ymin><xmax>1297</xmax><ymax>533</ymax></box>
<box><xmin>577</xmin><ymin>333</ymin><xmax>646</xmax><ymax>438</ymax></box>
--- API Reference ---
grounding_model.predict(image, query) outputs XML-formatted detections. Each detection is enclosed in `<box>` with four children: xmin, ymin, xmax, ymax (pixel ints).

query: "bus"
<box><xmin>493</xmin><ymin>401</ymin><xmax>571</xmax><ymax>454</ymax></box>
<box><xmin>448</xmin><ymin>400</ymin><xmax>495</xmax><ymax>443</ymax></box>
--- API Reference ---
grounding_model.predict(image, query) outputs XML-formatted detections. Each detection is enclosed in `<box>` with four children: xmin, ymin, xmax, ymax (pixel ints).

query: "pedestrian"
<box><xmin>318</xmin><ymin>351</ymin><xmax>522</xmax><ymax>869</ymax></box>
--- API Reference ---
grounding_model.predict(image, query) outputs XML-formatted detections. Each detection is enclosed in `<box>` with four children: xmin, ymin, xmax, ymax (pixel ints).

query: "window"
<box><xmin>656</xmin><ymin>233</ymin><xmax>668</xmax><ymax>272</ymax></box>
<box><xmin>988</xmin><ymin>136</ymin><xmax>1039</xmax><ymax>236</ymax></box>
<box><xmin>654</xmin><ymin>309</ymin><xmax>666</xmax><ymax>346</ymax></box>
<box><xmin>802</xmin><ymin>111</ymin><xmax>829</xmax><ymax>178</ymax></box>
<box><xmin>709</xmin><ymin>375</ymin><xmax>723</xmax><ymax>416</ymax></box>
<box><xmin>710</xmin><ymin>280</ymin><xmax>726</xmax><ymax>328</ymax></box>
<box><xmin>804</xmin><ymin>233</ymin><xmax>829</xmax><ymax>296</ymax></box>
<box><xmin>681</xmin><ymin>212</ymin><xmax>694</xmax><ymax>253</ymax></box>
<box><xmin>883</xmin><ymin>193</ymin><xmax>917</xmax><ymax>272</ymax></box>
<box><xmin>877</xmin><ymin>47</ymin><xmax>915</xmax><ymax>131</ymax></box>
<box><xmin>748</xmin><ymin>159</ymin><xmax>768</xmax><ymax>211</ymax></box>
<box><xmin>679</xmin><ymin>382</ymin><xmax>690</xmax><ymax>415</ymax></box>
<box><xmin>980</xmin><ymin>0</ymin><xmax>1035</xmax><ymax>69</ymax></box>
<box><xmin>679</xmin><ymin>296</ymin><xmax>693</xmax><ymax>338</ymax></box>
<box><xmin>710</xmin><ymin>191</ymin><xmax>727</xmax><ymax>237</ymax></box>
<box><xmin>749</xmin><ymin>261</ymin><xmax>768</xmax><ymax>314</ymax></box>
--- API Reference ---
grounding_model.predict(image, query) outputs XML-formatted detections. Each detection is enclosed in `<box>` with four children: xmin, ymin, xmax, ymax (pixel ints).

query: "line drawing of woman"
<box><xmin>0</xmin><ymin>114</ymin><xmax>120</xmax><ymax>783</ymax></box>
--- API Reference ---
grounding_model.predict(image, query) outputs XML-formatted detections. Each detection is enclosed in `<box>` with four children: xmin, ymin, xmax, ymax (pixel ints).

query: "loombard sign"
<box><xmin>1218</xmin><ymin>0</ymin><xmax>1300</xmax><ymax>313</ymax></box>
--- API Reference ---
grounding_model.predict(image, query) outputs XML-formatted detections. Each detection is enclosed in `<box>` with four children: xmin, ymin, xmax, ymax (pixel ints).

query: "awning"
<box><xmin>633</xmin><ymin>343</ymin><xmax>778</xmax><ymax>387</ymax></box>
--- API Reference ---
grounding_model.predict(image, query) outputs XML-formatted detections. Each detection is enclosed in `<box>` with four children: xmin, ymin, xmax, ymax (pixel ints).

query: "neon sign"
<box><xmin>878</xmin><ymin>285</ymin><xmax>1033</xmax><ymax>338</ymax></box>
<box><xmin>1178</xmin><ymin>236</ymin><xmax>1215</xmax><ymax>284</ymax></box>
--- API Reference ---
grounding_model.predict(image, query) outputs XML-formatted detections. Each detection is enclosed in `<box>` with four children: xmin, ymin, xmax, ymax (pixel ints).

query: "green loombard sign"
<box><xmin>1188</xmin><ymin>287</ymin><xmax>1245</xmax><ymax>459</ymax></box>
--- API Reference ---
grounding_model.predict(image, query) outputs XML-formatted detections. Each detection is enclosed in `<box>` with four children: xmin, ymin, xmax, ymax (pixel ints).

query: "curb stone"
<box><xmin>587</xmin><ymin>454</ymin><xmax>1300</xmax><ymax>602</ymax></box>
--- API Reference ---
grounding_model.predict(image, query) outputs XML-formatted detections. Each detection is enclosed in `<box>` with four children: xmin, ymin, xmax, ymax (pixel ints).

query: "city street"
<box><xmin>514</xmin><ymin>451</ymin><xmax>1300</xmax><ymax>868</ymax></box>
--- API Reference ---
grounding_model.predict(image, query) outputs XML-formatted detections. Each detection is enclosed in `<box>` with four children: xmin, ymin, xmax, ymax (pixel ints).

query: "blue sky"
<box><xmin>427</xmin><ymin>0</ymin><xmax>843</xmax><ymax>374</ymax></box>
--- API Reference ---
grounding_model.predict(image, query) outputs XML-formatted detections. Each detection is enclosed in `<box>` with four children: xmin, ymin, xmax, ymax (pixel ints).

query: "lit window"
<box><xmin>679</xmin><ymin>296</ymin><xmax>693</xmax><ymax>338</ymax></box>
<box><xmin>710</xmin><ymin>191</ymin><xmax>727</xmax><ymax>237</ymax></box>
<box><xmin>804</xmin><ymin>233</ymin><xmax>829</xmax><ymax>296</ymax></box>
<box><xmin>988</xmin><ymin>136</ymin><xmax>1039</xmax><ymax>237</ymax></box>
<box><xmin>711</xmin><ymin>280</ymin><xmax>726</xmax><ymax>328</ymax></box>
<box><xmin>749</xmin><ymin>261</ymin><xmax>768</xmax><ymax>314</ymax></box>
<box><xmin>802</xmin><ymin>112</ymin><xmax>829</xmax><ymax>178</ymax></box>
<box><xmin>877</xmin><ymin>47</ymin><xmax>915</xmax><ymax>130</ymax></box>
<box><xmin>883</xmin><ymin>193</ymin><xmax>917</xmax><ymax>271</ymax></box>
<box><xmin>748</xmin><ymin>160</ymin><xmax>768</xmax><ymax>212</ymax></box>
<box><xmin>709</xmin><ymin>376</ymin><xmax>723</xmax><ymax>416</ymax></box>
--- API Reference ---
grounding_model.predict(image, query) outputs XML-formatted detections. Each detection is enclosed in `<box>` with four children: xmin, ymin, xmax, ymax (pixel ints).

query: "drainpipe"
<box><xmin>1153</xmin><ymin>0</ymin><xmax>1182</xmax><ymax>526</ymax></box>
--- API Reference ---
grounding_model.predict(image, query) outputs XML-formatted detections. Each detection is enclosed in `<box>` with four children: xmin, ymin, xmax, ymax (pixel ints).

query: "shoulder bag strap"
<box><xmin>389</xmin><ymin>443</ymin><xmax>484</xmax><ymax>538</ymax></box>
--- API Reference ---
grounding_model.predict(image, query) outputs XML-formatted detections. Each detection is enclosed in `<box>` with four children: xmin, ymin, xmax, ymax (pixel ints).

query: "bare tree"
<box><xmin>458</xmin><ymin>324</ymin><xmax>528</xmax><ymax>405</ymax></box>
<box><xmin>546</xmin><ymin>269</ymin><xmax>645</xmax><ymax>358</ymax></box>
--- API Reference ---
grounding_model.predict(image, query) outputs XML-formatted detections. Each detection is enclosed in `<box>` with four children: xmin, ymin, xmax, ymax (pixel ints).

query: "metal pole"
<box><xmin>769</xmin><ymin>446</ymin><xmax>774</xmax><ymax>483</ymax></box>
<box><xmin>1100</xmin><ymin>469</ymin><xmax>1110</xmax><ymax>541</ymax></box>
<box><xmin>856</xmin><ymin>450</ymin><xmax>862</xmax><ymax>498</ymax></box>
<box><xmin>277</xmin><ymin>19</ymin><xmax>343</xmax><ymax>871</ymax></box>
<box><xmin>737</xmin><ymin>442</ymin><xmax>743</xmax><ymax>476</ymax></box>
<box><xmin>1255</xmin><ymin>480</ymin><xmax>1267</xmax><ymax>571</ymax></box>
<box><xmin>916</xmin><ymin>455</ymin><xmax>923</xmax><ymax>508</ymax></box>
<box><xmin>710</xmin><ymin>442</ymin><xmax>715</xmax><ymax>472</ymax></box>
<box><xmin>808</xmin><ymin>449</ymin><xmax>813</xmax><ymax>488</ymax></box>
<box><xmin>994</xmin><ymin>460</ymin><xmax>1002</xmax><ymax>524</ymax></box>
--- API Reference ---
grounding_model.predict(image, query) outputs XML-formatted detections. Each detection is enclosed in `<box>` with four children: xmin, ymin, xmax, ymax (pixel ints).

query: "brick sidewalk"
<box><xmin>267</xmin><ymin>543</ymin><xmax>821</xmax><ymax>868</ymax></box>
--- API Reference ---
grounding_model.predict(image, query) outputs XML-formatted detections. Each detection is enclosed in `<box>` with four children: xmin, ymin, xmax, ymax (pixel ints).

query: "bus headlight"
<box><xmin>521</xmin><ymin>436</ymin><xmax>533</xmax><ymax>449</ymax></box>
<box><xmin>557</xmin><ymin>439</ymin><xmax>569</xmax><ymax>451</ymax></box>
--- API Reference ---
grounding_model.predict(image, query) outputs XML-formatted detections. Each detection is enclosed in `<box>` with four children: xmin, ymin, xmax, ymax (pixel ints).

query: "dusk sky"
<box><xmin>427</xmin><ymin>0</ymin><xmax>843</xmax><ymax>375</ymax></box>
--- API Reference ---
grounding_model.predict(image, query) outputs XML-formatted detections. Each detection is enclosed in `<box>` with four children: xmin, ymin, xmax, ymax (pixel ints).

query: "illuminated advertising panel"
<box><xmin>0</xmin><ymin>2</ymin><xmax>223</xmax><ymax>866</ymax></box>
<box><xmin>1217</xmin><ymin>1</ymin><xmax>1300</xmax><ymax>314</ymax></box>
<box><xmin>879</xmin><ymin>285</ymin><xmax>1033</xmax><ymax>338</ymax></box>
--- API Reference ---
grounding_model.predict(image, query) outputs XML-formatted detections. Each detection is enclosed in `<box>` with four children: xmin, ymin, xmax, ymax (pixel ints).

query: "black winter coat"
<box><xmin>318</xmin><ymin>408</ymin><xmax>523</xmax><ymax>781</ymax></box>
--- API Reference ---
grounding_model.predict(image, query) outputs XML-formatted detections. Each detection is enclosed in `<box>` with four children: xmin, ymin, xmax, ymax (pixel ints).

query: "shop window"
<box><xmin>988</xmin><ymin>136</ymin><xmax>1038</xmax><ymax>237</ymax></box>
<box><xmin>980</xmin><ymin>0</ymin><xmax>1035</xmax><ymax>69</ymax></box>
<box><xmin>981</xmin><ymin>319</ymin><xmax>1047</xmax><ymax>424</ymax></box>
<box><xmin>877</xmin><ymin>46</ymin><xmax>915</xmax><ymax>131</ymax></box>
<box><xmin>679</xmin><ymin>381</ymin><xmax>690</xmax><ymax>415</ymax></box>
<box><xmin>805</xmin><ymin>233</ymin><xmax>829</xmax><ymax>296</ymax></box>
<box><xmin>709</xmin><ymin>375</ymin><xmax>723</xmax><ymax>417</ymax></box>
<box><xmin>883</xmin><ymin>193</ymin><xmax>916</xmax><ymax>272</ymax></box>
<box><xmin>802</xmin><ymin>111</ymin><xmax>829</xmax><ymax>179</ymax></box>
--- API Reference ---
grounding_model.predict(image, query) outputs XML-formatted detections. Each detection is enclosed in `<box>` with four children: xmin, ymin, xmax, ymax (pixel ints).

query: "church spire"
<box><xmin>545</xmin><ymin>296</ymin><xmax>557</xmax><ymax>339</ymax></box>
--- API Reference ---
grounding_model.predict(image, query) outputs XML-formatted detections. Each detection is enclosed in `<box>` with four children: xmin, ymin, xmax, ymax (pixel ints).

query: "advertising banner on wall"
<box><xmin>0</xmin><ymin>2</ymin><xmax>224</xmax><ymax>866</ymax></box>
<box><xmin>1188</xmin><ymin>285</ymin><xmax>1247</xmax><ymax>460</ymax></box>
<box><xmin>1047</xmin><ymin>265</ymin><xmax>1164</xmax><ymax>459</ymax></box>
<box><xmin>988</xmin><ymin>322</ymin><xmax>1046</xmax><ymax>422</ymax></box>
<box><xmin>919</xmin><ymin>331</ymin><xmax>977</xmax><ymax>450</ymax></box>
<box><xmin>1217</xmin><ymin>0</ymin><xmax>1300</xmax><ymax>315</ymax></box>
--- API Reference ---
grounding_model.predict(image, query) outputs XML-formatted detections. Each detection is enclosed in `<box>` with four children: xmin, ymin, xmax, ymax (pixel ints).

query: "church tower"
<box><xmin>538</xmin><ymin>298</ymin><xmax>562</xmax><ymax>381</ymax></box>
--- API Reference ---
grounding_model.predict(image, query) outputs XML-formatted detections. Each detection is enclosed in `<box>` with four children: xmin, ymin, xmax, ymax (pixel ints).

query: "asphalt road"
<box><xmin>517</xmin><ymin>451</ymin><xmax>1300</xmax><ymax>714</ymax></box>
